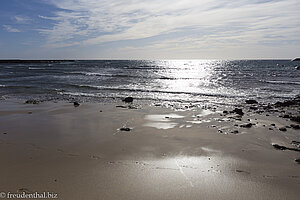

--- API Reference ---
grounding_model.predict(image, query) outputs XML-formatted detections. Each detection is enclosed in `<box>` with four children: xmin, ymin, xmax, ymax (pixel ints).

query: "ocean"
<box><xmin>0</xmin><ymin>60</ymin><xmax>299</xmax><ymax>105</ymax></box>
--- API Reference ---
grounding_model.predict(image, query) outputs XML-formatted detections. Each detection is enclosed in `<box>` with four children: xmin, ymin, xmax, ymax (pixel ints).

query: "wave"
<box><xmin>28</xmin><ymin>67</ymin><xmax>47</xmax><ymax>70</ymax></box>
<box><xmin>64</xmin><ymin>71</ymin><xmax>205</xmax><ymax>80</ymax></box>
<box><xmin>263</xmin><ymin>80</ymin><xmax>300</xmax><ymax>85</ymax></box>
<box><xmin>65</xmin><ymin>84</ymin><xmax>246</xmax><ymax>98</ymax></box>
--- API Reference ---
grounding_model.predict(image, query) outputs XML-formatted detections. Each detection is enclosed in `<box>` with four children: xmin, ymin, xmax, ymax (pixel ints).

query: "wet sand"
<box><xmin>0</xmin><ymin>99</ymin><xmax>299</xmax><ymax>200</ymax></box>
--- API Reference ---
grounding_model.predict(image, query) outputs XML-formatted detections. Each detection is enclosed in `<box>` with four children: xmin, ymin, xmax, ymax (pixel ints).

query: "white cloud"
<box><xmin>3</xmin><ymin>25</ymin><xmax>20</xmax><ymax>32</ymax></box>
<box><xmin>14</xmin><ymin>16</ymin><xmax>31</xmax><ymax>24</ymax></box>
<box><xmin>39</xmin><ymin>0</ymin><xmax>300</xmax><ymax>58</ymax></box>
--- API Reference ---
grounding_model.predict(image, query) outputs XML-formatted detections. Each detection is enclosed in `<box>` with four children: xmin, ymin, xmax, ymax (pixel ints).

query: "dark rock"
<box><xmin>282</xmin><ymin>114</ymin><xmax>290</xmax><ymax>118</ymax></box>
<box><xmin>263</xmin><ymin>104</ymin><xmax>273</xmax><ymax>110</ymax></box>
<box><xmin>291</xmin><ymin>124</ymin><xmax>300</xmax><ymax>129</ymax></box>
<box><xmin>245</xmin><ymin>99</ymin><xmax>258</xmax><ymax>104</ymax></box>
<box><xmin>295</xmin><ymin>66</ymin><xmax>300</xmax><ymax>70</ymax></box>
<box><xmin>292</xmin><ymin>58</ymin><xmax>300</xmax><ymax>61</ymax></box>
<box><xmin>116</xmin><ymin>105</ymin><xmax>127</xmax><ymax>108</ymax></box>
<box><xmin>3</xmin><ymin>132</ymin><xmax>7</xmax><ymax>135</ymax></box>
<box><xmin>73</xmin><ymin>102</ymin><xmax>80</xmax><ymax>107</ymax></box>
<box><xmin>128</xmin><ymin>105</ymin><xmax>138</xmax><ymax>109</ymax></box>
<box><xmin>273</xmin><ymin>144</ymin><xmax>287</xmax><ymax>150</ymax></box>
<box><xmin>232</xmin><ymin>108</ymin><xmax>244</xmax><ymax>116</ymax></box>
<box><xmin>240</xmin><ymin>123</ymin><xmax>253</xmax><ymax>128</ymax></box>
<box><xmin>291</xmin><ymin>141</ymin><xmax>300</xmax><ymax>148</ymax></box>
<box><xmin>274</xmin><ymin>98</ymin><xmax>300</xmax><ymax>107</ymax></box>
<box><xmin>256</xmin><ymin>110</ymin><xmax>264</xmax><ymax>114</ymax></box>
<box><xmin>269</xmin><ymin>128</ymin><xmax>273</xmax><ymax>130</ymax></box>
<box><xmin>290</xmin><ymin>116</ymin><xmax>300</xmax><ymax>122</ymax></box>
<box><xmin>249</xmin><ymin>106</ymin><xmax>258</xmax><ymax>110</ymax></box>
<box><xmin>123</xmin><ymin>97</ymin><xmax>133</xmax><ymax>103</ymax></box>
<box><xmin>25</xmin><ymin>99</ymin><xmax>39</xmax><ymax>104</ymax></box>
<box><xmin>120</xmin><ymin>127</ymin><xmax>131</xmax><ymax>131</ymax></box>
<box><xmin>272</xmin><ymin>144</ymin><xmax>300</xmax><ymax>151</ymax></box>
<box><xmin>295</xmin><ymin>159</ymin><xmax>300</xmax><ymax>164</ymax></box>
<box><xmin>279</xmin><ymin>127</ymin><xmax>287</xmax><ymax>131</ymax></box>
<box><xmin>271</xmin><ymin>124</ymin><xmax>276</xmax><ymax>126</ymax></box>
<box><xmin>231</xmin><ymin>130</ymin><xmax>239</xmax><ymax>134</ymax></box>
<box><xmin>223</xmin><ymin>110</ymin><xmax>228</xmax><ymax>114</ymax></box>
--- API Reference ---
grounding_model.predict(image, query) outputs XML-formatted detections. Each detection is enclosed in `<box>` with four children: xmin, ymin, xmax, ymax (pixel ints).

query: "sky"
<box><xmin>0</xmin><ymin>0</ymin><xmax>299</xmax><ymax>59</ymax></box>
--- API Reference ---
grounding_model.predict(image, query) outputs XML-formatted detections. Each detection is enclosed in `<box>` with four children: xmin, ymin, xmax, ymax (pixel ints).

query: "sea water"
<box><xmin>0</xmin><ymin>60</ymin><xmax>299</xmax><ymax>105</ymax></box>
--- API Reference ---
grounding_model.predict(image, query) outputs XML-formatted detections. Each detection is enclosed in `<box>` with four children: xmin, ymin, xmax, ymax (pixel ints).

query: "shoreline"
<box><xmin>0</xmin><ymin>98</ymin><xmax>299</xmax><ymax>199</ymax></box>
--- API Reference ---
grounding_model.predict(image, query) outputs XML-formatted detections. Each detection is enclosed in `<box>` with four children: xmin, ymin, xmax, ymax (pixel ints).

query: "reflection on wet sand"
<box><xmin>144</xmin><ymin>113</ymin><xmax>184</xmax><ymax>129</ymax></box>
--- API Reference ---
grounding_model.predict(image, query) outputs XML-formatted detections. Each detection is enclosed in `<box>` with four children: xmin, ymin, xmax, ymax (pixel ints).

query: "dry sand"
<box><xmin>0</xmin><ymin>99</ymin><xmax>299</xmax><ymax>200</ymax></box>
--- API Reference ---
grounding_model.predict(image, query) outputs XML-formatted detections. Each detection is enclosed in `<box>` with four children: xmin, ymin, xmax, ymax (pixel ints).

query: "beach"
<box><xmin>0</xmin><ymin>98</ymin><xmax>299</xmax><ymax>200</ymax></box>
<box><xmin>1</xmin><ymin>0</ymin><xmax>300</xmax><ymax>198</ymax></box>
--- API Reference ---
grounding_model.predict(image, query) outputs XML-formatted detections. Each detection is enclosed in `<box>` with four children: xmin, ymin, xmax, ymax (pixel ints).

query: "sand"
<box><xmin>0</xmin><ymin>99</ymin><xmax>299</xmax><ymax>200</ymax></box>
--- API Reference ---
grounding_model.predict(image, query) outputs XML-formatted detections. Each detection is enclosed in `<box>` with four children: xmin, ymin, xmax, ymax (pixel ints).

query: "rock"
<box><xmin>128</xmin><ymin>105</ymin><xmax>137</xmax><ymax>109</ymax></box>
<box><xmin>263</xmin><ymin>104</ymin><xmax>273</xmax><ymax>110</ymax></box>
<box><xmin>271</xmin><ymin>143</ymin><xmax>300</xmax><ymax>152</ymax></box>
<box><xmin>120</xmin><ymin>127</ymin><xmax>131</xmax><ymax>131</ymax></box>
<box><xmin>292</xmin><ymin>58</ymin><xmax>300</xmax><ymax>61</ymax></box>
<box><xmin>279</xmin><ymin>127</ymin><xmax>287</xmax><ymax>131</ymax></box>
<box><xmin>245</xmin><ymin>99</ymin><xmax>258</xmax><ymax>104</ymax></box>
<box><xmin>223</xmin><ymin>110</ymin><xmax>228</xmax><ymax>114</ymax></box>
<box><xmin>282</xmin><ymin>114</ymin><xmax>290</xmax><ymax>118</ymax></box>
<box><xmin>295</xmin><ymin>159</ymin><xmax>300</xmax><ymax>164</ymax></box>
<box><xmin>116</xmin><ymin>105</ymin><xmax>127</xmax><ymax>108</ymax></box>
<box><xmin>240</xmin><ymin>123</ymin><xmax>253</xmax><ymax>128</ymax></box>
<box><xmin>290</xmin><ymin>116</ymin><xmax>300</xmax><ymax>122</ymax></box>
<box><xmin>272</xmin><ymin>144</ymin><xmax>288</xmax><ymax>150</ymax></box>
<box><xmin>73</xmin><ymin>102</ymin><xmax>80</xmax><ymax>107</ymax></box>
<box><xmin>290</xmin><ymin>124</ymin><xmax>300</xmax><ymax>129</ymax></box>
<box><xmin>271</xmin><ymin>123</ymin><xmax>276</xmax><ymax>126</ymax></box>
<box><xmin>249</xmin><ymin>106</ymin><xmax>258</xmax><ymax>110</ymax></box>
<box><xmin>291</xmin><ymin>141</ymin><xmax>300</xmax><ymax>148</ymax></box>
<box><xmin>231</xmin><ymin>130</ymin><xmax>239</xmax><ymax>134</ymax></box>
<box><xmin>255</xmin><ymin>110</ymin><xmax>264</xmax><ymax>114</ymax></box>
<box><xmin>295</xmin><ymin>66</ymin><xmax>300</xmax><ymax>70</ymax></box>
<box><xmin>123</xmin><ymin>97</ymin><xmax>133</xmax><ymax>103</ymax></box>
<box><xmin>274</xmin><ymin>98</ymin><xmax>300</xmax><ymax>107</ymax></box>
<box><xmin>232</xmin><ymin>108</ymin><xmax>244</xmax><ymax>116</ymax></box>
<box><xmin>25</xmin><ymin>99</ymin><xmax>39</xmax><ymax>104</ymax></box>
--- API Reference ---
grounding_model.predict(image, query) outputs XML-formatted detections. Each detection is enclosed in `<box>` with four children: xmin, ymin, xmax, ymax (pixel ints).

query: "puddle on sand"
<box><xmin>144</xmin><ymin>122</ymin><xmax>178</xmax><ymax>129</ymax></box>
<box><xmin>145</xmin><ymin>114</ymin><xmax>184</xmax><ymax>122</ymax></box>
<box><xmin>195</xmin><ymin>110</ymin><xmax>214</xmax><ymax>117</ymax></box>
<box><xmin>144</xmin><ymin>113</ymin><xmax>184</xmax><ymax>130</ymax></box>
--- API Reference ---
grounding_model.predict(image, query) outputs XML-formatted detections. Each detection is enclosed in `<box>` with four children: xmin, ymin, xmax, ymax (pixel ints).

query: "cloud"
<box><xmin>14</xmin><ymin>16</ymin><xmax>31</xmax><ymax>24</ymax></box>
<box><xmin>40</xmin><ymin>0</ymin><xmax>300</xmax><ymax>54</ymax></box>
<box><xmin>3</xmin><ymin>25</ymin><xmax>20</xmax><ymax>32</ymax></box>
